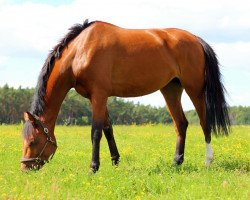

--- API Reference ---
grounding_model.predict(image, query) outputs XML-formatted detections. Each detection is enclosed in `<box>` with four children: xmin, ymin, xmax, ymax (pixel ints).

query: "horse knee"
<box><xmin>92</xmin><ymin>129</ymin><xmax>102</xmax><ymax>142</ymax></box>
<box><xmin>103</xmin><ymin>125</ymin><xmax>113</xmax><ymax>141</ymax></box>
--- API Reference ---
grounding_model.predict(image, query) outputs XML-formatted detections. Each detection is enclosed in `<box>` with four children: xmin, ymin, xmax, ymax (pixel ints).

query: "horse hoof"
<box><xmin>205</xmin><ymin>157</ymin><xmax>213</xmax><ymax>166</ymax></box>
<box><xmin>173</xmin><ymin>155</ymin><xmax>184</xmax><ymax>165</ymax></box>
<box><xmin>112</xmin><ymin>159</ymin><xmax>120</xmax><ymax>166</ymax></box>
<box><xmin>111</xmin><ymin>156</ymin><xmax>120</xmax><ymax>166</ymax></box>
<box><xmin>90</xmin><ymin>162</ymin><xmax>99</xmax><ymax>173</ymax></box>
<box><xmin>172</xmin><ymin>160</ymin><xmax>183</xmax><ymax>165</ymax></box>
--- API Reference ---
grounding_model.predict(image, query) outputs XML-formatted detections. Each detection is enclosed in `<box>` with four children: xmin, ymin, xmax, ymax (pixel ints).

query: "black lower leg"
<box><xmin>90</xmin><ymin>122</ymin><xmax>103</xmax><ymax>172</ymax></box>
<box><xmin>204</xmin><ymin>130</ymin><xmax>211</xmax><ymax>144</ymax></box>
<box><xmin>103</xmin><ymin>125</ymin><xmax>120</xmax><ymax>165</ymax></box>
<box><xmin>173</xmin><ymin>122</ymin><xmax>188</xmax><ymax>165</ymax></box>
<box><xmin>173</xmin><ymin>135</ymin><xmax>186</xmax><ymax>165</ymax></box>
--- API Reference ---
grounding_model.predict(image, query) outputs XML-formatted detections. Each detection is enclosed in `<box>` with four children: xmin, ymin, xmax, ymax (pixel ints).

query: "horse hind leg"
<box><xmin>103</xmin><ymin>109</ymin><xmax>120</xmax><ymax>165</ymax></box>
<box><xmin>160</xmin><ymin>78</ymin><xmax>188</xmax><ymax>165</ymax></box>
<box><xmin>185</xmin><ymin>88</ymin><xmax>213</xmax><ymax>166</ymax></box>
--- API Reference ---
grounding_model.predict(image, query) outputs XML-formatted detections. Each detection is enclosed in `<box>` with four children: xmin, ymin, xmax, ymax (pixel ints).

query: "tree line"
<box><xmin>0</xmin><ymin>84</ymin><xmax>249</xmax><ymax>125</ymax></box>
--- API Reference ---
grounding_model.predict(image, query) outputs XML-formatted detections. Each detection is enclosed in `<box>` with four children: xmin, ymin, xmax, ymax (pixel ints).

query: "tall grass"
<box><xmin>0</xmin><ymin>125</ymin><xmax>249</xmax><ymax>199</ymax></box>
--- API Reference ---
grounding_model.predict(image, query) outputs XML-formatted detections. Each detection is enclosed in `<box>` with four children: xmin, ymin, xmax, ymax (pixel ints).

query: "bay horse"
<box><xmin>21</xmin><ymin>20</ymin><xmax>230</xmax><ymax>172</ymax></box>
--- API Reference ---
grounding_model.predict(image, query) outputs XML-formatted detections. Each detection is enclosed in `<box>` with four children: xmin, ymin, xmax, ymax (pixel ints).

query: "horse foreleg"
<box><xmin>90</xmin><ymin>122</ymin><xmax>103</xmax><ymax>172</ymax></box>
<box><xmin>89</xmin><ymin>94</ymin><xmax>107</xmax><ymax>172</ymax></box>
<box><xmin>103</xmin><ymin>109</ymin><xmax>120</xmax><ymax>166</ymax></box>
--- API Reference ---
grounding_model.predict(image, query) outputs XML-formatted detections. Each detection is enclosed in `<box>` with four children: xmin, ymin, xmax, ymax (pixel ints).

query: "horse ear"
<box><xmin>23</xmin><ymin>112</ymin><xmax>36</xmax><ymax>123</ymax></box>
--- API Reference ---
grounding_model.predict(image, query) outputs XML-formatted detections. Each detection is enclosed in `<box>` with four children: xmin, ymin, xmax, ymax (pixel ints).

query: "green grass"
<box><xmin>0</xmin><ymin>125</ymin><xmax>249</xmax><ymax>199</ymax></box>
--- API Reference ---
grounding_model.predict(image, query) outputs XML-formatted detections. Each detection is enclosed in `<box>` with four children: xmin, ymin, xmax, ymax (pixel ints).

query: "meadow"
<box><xmin>0</xmin><ymin>125</ymin><xmax>249</xmax><ymax>199</ymax></box>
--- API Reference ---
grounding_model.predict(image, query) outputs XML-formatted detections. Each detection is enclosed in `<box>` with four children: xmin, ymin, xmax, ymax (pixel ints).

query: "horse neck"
<box><xmin>40</xmin><ymin>60</ymin><xmax>73</xmax><ymax>133</ymax></box>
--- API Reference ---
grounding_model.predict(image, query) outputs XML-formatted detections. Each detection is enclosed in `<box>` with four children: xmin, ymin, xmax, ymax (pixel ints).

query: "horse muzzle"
<box><xmin>20</xmin><ymin>160</ymin><xmax>45</xmax><ymax>171</ymax></box>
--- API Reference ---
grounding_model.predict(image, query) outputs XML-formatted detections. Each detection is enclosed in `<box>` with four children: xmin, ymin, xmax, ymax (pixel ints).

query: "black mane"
<box><xmin>31</xmin><ymin>19</ymin><xmax>95</xmax><ymax>116</ymax></box>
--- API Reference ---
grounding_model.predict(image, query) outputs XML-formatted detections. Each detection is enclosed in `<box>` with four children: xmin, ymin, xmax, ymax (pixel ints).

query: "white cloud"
<box><xmin>214</xmin><ymin>42</ymin><xmax>250</xmax><ymax>72</ymax></box>
<box><xmin>0</xmin><ymin>3</ymin><xmax>63</xmax><ymax>56</ymax></box>
<box><xmin>0</xmin><ymin>0</ymin><xmax>8</xmax><ymax>7</ymax></box>
<box><xmin>0</xmin><ymin>55</ymin><xmax>9</xmax><ymax>69</ymax></box>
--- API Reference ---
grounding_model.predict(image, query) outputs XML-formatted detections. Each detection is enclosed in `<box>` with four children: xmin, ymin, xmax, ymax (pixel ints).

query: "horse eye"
<box><xmin>29</xmin><ymin>140</ymin><xmax>38</xmax><ymax>147</ymax></box>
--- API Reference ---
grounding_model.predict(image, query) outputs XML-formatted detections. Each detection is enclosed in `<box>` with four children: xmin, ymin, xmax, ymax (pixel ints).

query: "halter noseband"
<box><xmin>21</xmin><ymin>116</ymin><xmax>57</xmax><ymax>165</ymax></box>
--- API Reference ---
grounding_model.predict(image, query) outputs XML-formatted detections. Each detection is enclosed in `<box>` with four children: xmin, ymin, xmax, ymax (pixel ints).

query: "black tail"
<box><xmin>198</xmin><ymin>37</ymin><xmax>230</xmax><ymax>135</ymax></box>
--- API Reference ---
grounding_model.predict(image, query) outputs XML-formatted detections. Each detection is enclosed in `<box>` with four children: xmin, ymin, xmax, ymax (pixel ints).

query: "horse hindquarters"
<box><xmin>180</xmin><ymin>36</ymin><xmax>229</xmax><ymax>165</ymax></box>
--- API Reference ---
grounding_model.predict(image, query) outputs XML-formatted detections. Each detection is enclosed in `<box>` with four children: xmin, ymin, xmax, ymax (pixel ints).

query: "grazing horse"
<box><xmin>21</xmin><ymin>20</ymin><xmax>230</xmax><ymax>172</ymax></box>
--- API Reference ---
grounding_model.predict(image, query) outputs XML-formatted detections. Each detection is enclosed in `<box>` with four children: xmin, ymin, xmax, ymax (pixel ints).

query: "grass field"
<box><xmin>0</xmin><ymin>125</ymin><xmax>249</xmax><ymax>199</ymax></box>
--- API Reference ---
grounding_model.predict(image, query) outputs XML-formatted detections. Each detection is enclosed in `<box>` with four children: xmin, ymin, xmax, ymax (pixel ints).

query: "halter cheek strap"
<box><xmin>21</xmin><ymin>116</ymin><xmax>57</xmax><ymax>165</ymax></box>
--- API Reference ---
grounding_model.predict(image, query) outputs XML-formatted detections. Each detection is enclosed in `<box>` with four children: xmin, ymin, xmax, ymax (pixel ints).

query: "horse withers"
<box><xmin>21</xmin><ymin>20</ymin><xmax>230</xmax><ymax>172</ymax></box>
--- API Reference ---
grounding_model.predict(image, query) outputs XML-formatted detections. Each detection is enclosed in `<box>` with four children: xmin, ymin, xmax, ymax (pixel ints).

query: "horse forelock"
<box><xmin>22</xmin><ymin>121</ymin><xmax>34</xmax><ymax>140</ymax></box>
<box><xmin>30</xmin><ymin>20</ymin><xmax>95</xmax><ymax>116</ymax></box>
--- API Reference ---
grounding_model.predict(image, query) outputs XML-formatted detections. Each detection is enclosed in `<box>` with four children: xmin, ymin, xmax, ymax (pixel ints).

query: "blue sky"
<box><xmin>0</xmin><ymin>0</ymin><xmax>249</xmax><ymax>110</ymax></box>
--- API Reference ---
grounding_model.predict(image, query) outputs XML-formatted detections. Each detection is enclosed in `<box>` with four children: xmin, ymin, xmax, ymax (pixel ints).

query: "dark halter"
<box><xmin>21</xmin><ymin>115</ymin><xmax>57</xmax><ymax>165</ymax></box>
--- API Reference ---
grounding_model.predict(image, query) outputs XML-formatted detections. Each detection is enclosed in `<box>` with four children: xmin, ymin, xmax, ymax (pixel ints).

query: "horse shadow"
<box><xmin>147</xmin><ymin>158</ymin><xmax>249</xmax><ymax>176</ymax></box>
<box><xmin>214</xmin><ymin>159</ymin><xmax>249</xmax><ymax>172</ymax></box>
<box><xmin>147</xmin><ymin>159</ymin><xmax>200</xmax><ymax>176</ymax></box>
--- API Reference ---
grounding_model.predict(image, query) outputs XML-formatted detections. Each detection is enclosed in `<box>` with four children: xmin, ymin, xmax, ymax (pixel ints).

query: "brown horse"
<box><xmin>21</xmin><ymin>20</ymin><xmax>230</xmax><ymax>172</ymax></box>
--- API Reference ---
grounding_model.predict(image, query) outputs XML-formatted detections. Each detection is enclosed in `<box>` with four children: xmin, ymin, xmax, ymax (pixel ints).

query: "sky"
<box><xmin>0</xmin><ymin>0</ymin><xmax>249</xmax><ymax>110</ymax></box>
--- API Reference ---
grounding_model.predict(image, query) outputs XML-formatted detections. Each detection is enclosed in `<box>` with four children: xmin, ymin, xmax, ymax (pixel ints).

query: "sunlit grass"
<box><xmin>0</xmin><ymin>125</ymin><xmax>249</xmax><ymax>199</ymax></box>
